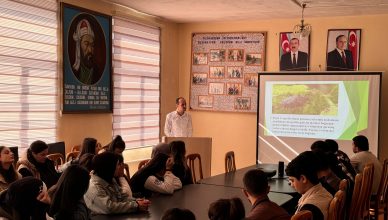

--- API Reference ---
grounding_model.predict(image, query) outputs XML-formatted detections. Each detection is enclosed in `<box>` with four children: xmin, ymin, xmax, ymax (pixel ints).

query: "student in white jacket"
<box><xmin>130</xmin><ymin>153</ymin><xmax>182</xmax><ymax>197</ymax></box>
<box><xmin>84</xmin><ymin>152</ymin><xmax>150</xmax><ymax>214</ymax></box>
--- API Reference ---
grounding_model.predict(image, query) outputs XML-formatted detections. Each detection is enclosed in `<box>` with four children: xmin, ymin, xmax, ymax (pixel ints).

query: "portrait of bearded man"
<box><xmin>71</xmin><ymin>18</ymin><xmax>102</xmax><ymax>85</ymax></box>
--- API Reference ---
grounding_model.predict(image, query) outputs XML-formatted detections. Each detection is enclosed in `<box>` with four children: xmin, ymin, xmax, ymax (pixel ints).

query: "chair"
<box><xmin>138</xmin><ymin>159</ymin><xmax>150</xmax><ymax>170</ymax></box>
<box><xmin>370</xmin><ymin>159</ymin><xmax>388</xmax><ymax>220</ymax></box>
<box><xmin>47</xmin><ymin>153</ymin><xmax>64</xmax><ymax>170</ymax></box>
<box><xmin>349</xmin><ymin>163</ymin><xmax>375</xmax><ymax>220</ymax></box>
<box><xmin>65</xmin><ymin>151</ymin><xmax>80</xmax><ymax>162</ymax></box>
<box><xmin>47</xmin><ymin>141</ymin><xmax>65</xmax><ymax>161</ymax></box>
<box><xmin>9</xmin><ymin>147</ymin><xmax>18</xmax><ymax>166</ymax></box>
<box><xmin>361</xmin><ymin>163</ymin><xmax>375</xmax><ymax>219</ymax></box>
<box><xmin>338</xmin><ymin>179</ymin><xmax>349</xmax><ymax>219</ymax></box>
<box><xmin>186</xmin><ymin>153</ymin><xmax>203</xmax><ymax>183</ymax></box>
<box><xmin>349</xmin><ymin>173</ymin><xmax>363</xmax><ymax>220</ymax></box>
<box><xmin>291</xmin><ymin>210</ymin><xmax>312</xmax><ymax>220</ymax></box>
<box><xmin>71</xmin><ymin>145</ymin><xmax>80</xmax><ymax>152</ymax></box>
<box><xmin>225</xmin><ymin>151</ymin><xmax>236</xmax><ymax>173</ymax></box>
<box><xmin>328</xmin><ymin>190</ymin><xmax>345</xmax><ymax>220</ymax></box>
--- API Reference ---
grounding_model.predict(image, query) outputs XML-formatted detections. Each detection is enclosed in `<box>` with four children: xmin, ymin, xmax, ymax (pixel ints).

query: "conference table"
<box><xmin>199</xmin><ymin>164</ymin><xmax>296</xmax><ymax>194</ymax></box>
<box><xmin>91</xmin><ymin>183</ymin><xmax>292</xmax><ymax>220</ymax></box>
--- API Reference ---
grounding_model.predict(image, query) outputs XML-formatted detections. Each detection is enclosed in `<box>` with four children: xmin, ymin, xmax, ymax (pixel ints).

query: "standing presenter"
<box><xmin>164</xmin><ymin>97</ymin><xmax>193</xmax><ymax>137</ymax></box>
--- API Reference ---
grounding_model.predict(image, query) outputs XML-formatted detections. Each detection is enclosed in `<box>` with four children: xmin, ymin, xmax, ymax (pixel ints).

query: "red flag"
<box><xmin>348</xmin><ymin>30</ymin><xmax>358</xmax><ymax>70</ymax></box>
<box><xmin>280</xmin><ymin>33</ymin><xmax>290</xmax><ymax>56</ymax></box>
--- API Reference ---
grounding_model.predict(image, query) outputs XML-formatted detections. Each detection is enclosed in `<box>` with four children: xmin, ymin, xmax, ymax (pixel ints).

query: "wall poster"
<box><xmin>62</xmin><ymin>3</ymin><xmax>112</xmax><ymax>113</ymax></box>
<box><xmin>190</xmin><ymin>32</ymin><xmax>266</xmax><ymax>113</ymax></box>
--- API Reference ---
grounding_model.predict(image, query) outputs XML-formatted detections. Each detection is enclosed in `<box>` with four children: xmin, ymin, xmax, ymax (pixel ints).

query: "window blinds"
<box><xmin>0</xmin><ymin>0</ymin><xmax>58</xmax><ymax>153</ymax></box>
<box><xmin>112</xmin><ymin>17</ymin><xmax>161</xmax><ymax>149</ymax></box>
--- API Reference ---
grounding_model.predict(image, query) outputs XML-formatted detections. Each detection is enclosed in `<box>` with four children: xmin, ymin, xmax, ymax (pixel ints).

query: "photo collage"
<box><xmin>190</xmin><ymin>33</ymin><xmax>265</xmax><ymax>112</ymax></box>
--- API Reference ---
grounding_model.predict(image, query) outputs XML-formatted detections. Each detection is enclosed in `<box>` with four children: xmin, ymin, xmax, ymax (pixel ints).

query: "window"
<box><xmin>0</xmin><ymin>0</ymin><xmax>58</xmax><ymax>153</ymax></box>
<box><xmin>112</xmin><ymin>17</ymin><xmax>161</xmax><ymax>148</ymax></box>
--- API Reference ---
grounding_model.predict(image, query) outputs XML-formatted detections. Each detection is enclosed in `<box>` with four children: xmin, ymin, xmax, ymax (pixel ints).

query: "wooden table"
<box><xmin>91</xmin><ymin>183</ymin><xmax>292</xmax><ymax>220</ymax></box>
<box><xmin>199</xmin><ymin>164</ymin><xmax>296</xmax><ymax>194</ymax></box>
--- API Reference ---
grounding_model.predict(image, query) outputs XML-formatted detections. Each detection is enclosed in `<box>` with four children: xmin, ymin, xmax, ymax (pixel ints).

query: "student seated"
<box><xmin>115</xmin><ymin>154</ymin><xmax>132</xmax><ymax>198</ymax></box>
<box><xmin>49</xmin><ymin>164</ymin><xmax>90</xmax><ymax>220</ymax></box>
<box><xmin>0</xmin><ymin>177</ymin><xmax>50</xmax><ymax>219</ymax></box>
<box><xmin>130</xmin><ymin>153</ymin><xmax>182</xmax><ymax>197</ymax></box>
<box><xmin>60</xmin><ymin>137</ymin><xmax>98</xmax><ymax>172</ymax></box>
<box><xmin>243</xmin><ymin>169</ymin><xmax>290</xmax><ymax>220</ymax></box>
<box><xmin>286</xmin><ymin>151</ymin><xmax>332</xmax><ymax>220</ymax></box>
<box><xmin>325</xmin><ymin>139</ymin><xmax>356</xmax><ymax>182</ymax></box>
<box><xmin>313</xmin><ymin>150</ymin><xmax>341</xmax><ymax>196</ymax></box>
<box><xmin>151</xmin><ymin>142</ymin><xmax>170</xmax><ymax>158</ymax></box>
<box><xmin>106</xmin><ymin>135</ymin><xmax>126</xmax><ymax>155</ymax></box>
<box><xmin>161</xmin><ymin>208</ymin><xmax>196</xmax><ymax>220</ymax></box>
<box><xmin>84</xmin><ymin>152</ymin><xmax>150</xmax><ymax>214</ymax></box>
<box><xmin>169</xmin><ymin>141</ymin><xmax>193</xmax><ymax>185</ymax></box>
<box><xmin>0</xmin><ymin>146</ymin><xmax>21</xmax><ymax>192</ymax></box>
<box><xmin>208</xmin><ymin>197</ymin><xmax>245</xmax><ymax>220</ymax></box>
<box><xmin>311</xmin><ymin>140</ymin><xmax>354</xmax><ymax>184</ymax></box>
<box><xmin>18</xmin><ymin>140</ymin><xmax>60</xmax><ymax>188</ymax></box>
<box><xmin>350</xmin><ymin>135</ymin><xmax>382</xmax><ymax>195</ymax></box>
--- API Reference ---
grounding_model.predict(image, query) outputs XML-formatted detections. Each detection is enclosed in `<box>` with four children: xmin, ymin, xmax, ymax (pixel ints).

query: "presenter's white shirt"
<box><xmin>164</xmin><ymin>111</ymin><xmax>193</xmax><ymax>137</ymax></box>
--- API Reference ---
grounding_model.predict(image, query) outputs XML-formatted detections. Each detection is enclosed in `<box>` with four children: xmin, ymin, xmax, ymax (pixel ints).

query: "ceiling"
<box><xmin>110</xmin><ymin>0</ymin><xmax>388</xmax><ymax>23</ymax></box>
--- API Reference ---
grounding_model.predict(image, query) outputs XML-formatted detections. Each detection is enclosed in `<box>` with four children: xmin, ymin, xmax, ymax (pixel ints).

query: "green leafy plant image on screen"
<box><xmin>272</xmin><ymin>84</ymin><xmax>339</xmax><ymax>115</ymax></box>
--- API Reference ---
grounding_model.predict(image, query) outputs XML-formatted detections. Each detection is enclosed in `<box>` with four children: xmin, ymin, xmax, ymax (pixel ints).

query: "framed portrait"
<box><xmin>193</xmin><ymin>53</ymin><xmax>208</xmax><ymax>65</ymax></box>
<box><xmin>209</xmin><ymin>66</ymin><xmax>225</xmax><ymax>78</ymax></box>
<box><xmin>245</xmin><ymin>53</ymin><xmax>263</xmax><ymax>65</ymax></box>
<box><xmin>227</xmin><ymin>66</ymin><xmax>243</xmax><ymax>78</ymax></box>
<box><xmin>326</xmin><ymin>29</ymin><xmax>361</xmax><ymax>71</ymax></box>
<box><xmin>210</xmin><ymin>49</ymin><xmax>226</xmax><ymax>62</ymax></box>
<box><xmin>244</xmin><ymin>73</ymin><xmax>258</xmax><ymax>87</ymax></box>
<box><xmin>209</xmin><ymin>83</ymin><xmax>224</xmax><ymax>95</ymax></box>
<box><xmin>234</xmin><ymin>97</ymin><xmax>251</xmax><ymax>110</ymax></box>
<box><xmin>227</xmin><ymin>49</ymin><xmax>244</xmax><ymax>62</ymax></box>
<box><xmin>279</xmin><ymin>32</ymin><xmax>310</xmax><ymax>71</ymax></box>
<box><xmin>192</xmin><ymin>73</ymin><xmax>208</xmax><ymax>85</ymax></box>
<box><xmin>62</xmin><ymin>3</ymin><xmax>112</xmax><ymax>113</ymax></box>
<box><xmin>198</xmin><ymin>96</ymin><xmax>213</xmax><ymax>108</ymax></box>
<box><xmin>226</xmin><ymin>83</ymin><xmax>242</xmax><ymax>95</ymax></box>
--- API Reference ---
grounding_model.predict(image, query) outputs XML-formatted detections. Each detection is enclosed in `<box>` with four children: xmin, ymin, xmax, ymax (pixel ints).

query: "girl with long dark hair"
<box><xmin>130</xmin><ymin>153</ymin><xmax>182</xmax><ymax>197</ymax></box>
<box><xmin>49</xmin><ymin>164</ymin><xmax>90</xmax><ymax>220</ymax></box>
<box><xmin>0</xmin><ymin>146</ymin><xmax>21</xmax><ymax>192</ymax></box>
<box><xmin>84</xmin><ymin>152</ymin><xmax>150</xmax><ymax>214</ymax></box>
<box><xmin>17</xmin><ymin>140</ymin><xmax>59</xmax><ymax>188</ymax></box>
<box><xmin>169</xmin><ymin>141</ymin><xmax>193</xmax><ymax>185</ymax></box>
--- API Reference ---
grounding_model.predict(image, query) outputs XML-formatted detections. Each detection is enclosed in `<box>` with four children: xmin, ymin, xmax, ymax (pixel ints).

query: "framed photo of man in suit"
<box><xmin>279</xmin><ymin>32</ymin><xmax>310</xmax><ymax>71</ymax></box>
<box><xmin>326</xmin><ymin>29</ymin><xmax>361</xmax><ymax>71</ymax></box>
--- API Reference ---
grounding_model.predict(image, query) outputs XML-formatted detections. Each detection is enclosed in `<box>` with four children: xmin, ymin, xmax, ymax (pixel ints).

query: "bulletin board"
<box><xmin>189</xmin><ymin>32</ymin><xmax>266</xmax><ymax>113</ymax></box>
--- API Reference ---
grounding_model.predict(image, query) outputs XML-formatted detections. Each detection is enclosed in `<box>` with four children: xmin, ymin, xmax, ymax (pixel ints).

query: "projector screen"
<box><xmin>256</xmin><ymin>72</ymin><xmax>381</xmax><ymax>164</ymax></box>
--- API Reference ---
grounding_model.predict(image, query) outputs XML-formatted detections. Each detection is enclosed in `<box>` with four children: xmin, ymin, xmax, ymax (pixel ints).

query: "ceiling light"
<box><xmin>293</xmin><ymin>2</ymin><xmax>312</xmax><ymax>39</ymax></box>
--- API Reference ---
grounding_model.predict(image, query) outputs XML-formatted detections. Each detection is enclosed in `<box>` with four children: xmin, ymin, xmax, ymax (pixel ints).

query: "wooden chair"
<box><xmin>350</xmin><ymin>163</ymin><xmax>375</xmax><ymax>220</ymax></box>
<box><xmin>291</xmin><ymin>210</ymin><xmax>312</xmax><ymax>220</ymax></box>
<box><xmin>186</xmin><ymin>153</ymin><xmax>203</xmax><ymax>183</ymax></box>
<box><xmin>361</xmin><ymin>163</ymin><xmax>375</xmax><ymax>219</ymax></box>
<box><xmin>66</xmin><ymin>151</ymin><xmax>80</xmax><ymax>162</ymax></box>
<box><xmin>47</xmin><ymin>153</ymin><xmax>64</xmax><ymax>170</ymax></box>
<box><xmin>328</xmin><ymin>190</ymin><xmax>345</xmax><ymax>220</ymax></box>
<box><xmin>370</xmin><ymin>159</ymin><xmax>388</xmax><ymax>220</ymax></box>
<box><xmin>9</xmin><ymin>147</ymin><xmax>18</xmax><ymax>166</ymax></box>
<box><xmin>71</xmin><ymin>144</ymin><xmax>80</xmax><ymax>152</ymax></box>
<box><xmin>349</xmin><ymin>173</ymin><xmax>363</xmax><ymax>220</ymax></box>
<box><xmin>338</xmin><ymin>179</ymin><xmax>349</xmax><ymax>219</ymax></box>
<box><xmin>138</xmin><ymin>159</ymin><xmax>150</xmax><ymax>170</ymax></box>
<box><xmin>225</xmin><ymin>151</ymin><xmax>236</xmax><ymax>173</ymax></box>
